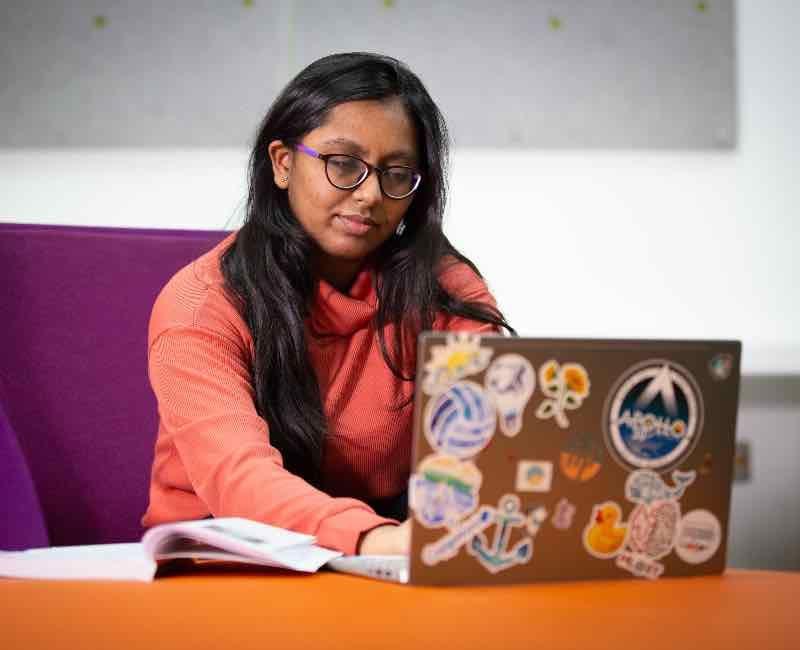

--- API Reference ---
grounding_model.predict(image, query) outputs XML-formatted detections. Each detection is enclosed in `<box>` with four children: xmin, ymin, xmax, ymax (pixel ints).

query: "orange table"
<box><xmin>0</xmin><ymin>568</ymin><xmax>796</xmax><ymax>649</ymax></box>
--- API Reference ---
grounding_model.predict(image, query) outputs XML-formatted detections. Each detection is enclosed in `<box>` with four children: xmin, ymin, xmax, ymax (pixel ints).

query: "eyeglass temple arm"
<box><xmin>295</xmin><ymin>143</ymin><xmax>320</xmax><ymax>158</ymax></box>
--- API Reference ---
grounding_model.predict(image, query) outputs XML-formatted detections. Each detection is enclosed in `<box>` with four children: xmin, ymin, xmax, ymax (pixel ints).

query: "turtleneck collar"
<box><xmin>309</xmin><ymin>265</ymin><xmax>378</xmax><ymax>337</ymax></box>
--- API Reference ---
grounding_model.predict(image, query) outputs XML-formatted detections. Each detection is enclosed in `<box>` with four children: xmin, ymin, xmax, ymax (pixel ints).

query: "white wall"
<box><xmin>1</xmin><ymin>0</ymin><xmax>797</xmax><ymax>568</ymax></box>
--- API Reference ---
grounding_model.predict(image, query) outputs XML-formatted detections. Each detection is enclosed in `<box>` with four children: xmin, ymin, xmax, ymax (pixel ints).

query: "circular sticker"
<box><xmin>424</xmin><ymin>381</ymin><xmax>496</xmax><ymax>458</ymax></box>
<box><xmin>603</xmin><ymin>360</ymin><xmax>704</xmax><ymax>471</ymax></box>
<box><xmin>675</xmin><ymin>509</ymin><xmax>722</xmax><ymax>564</ymax></box>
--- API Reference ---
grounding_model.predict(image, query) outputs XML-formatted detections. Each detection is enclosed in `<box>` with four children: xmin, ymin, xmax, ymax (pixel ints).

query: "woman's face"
<box><xmin>269</xmin><ymin>98</ymin><xmax>419</xmax><ymax>290</ymax></box>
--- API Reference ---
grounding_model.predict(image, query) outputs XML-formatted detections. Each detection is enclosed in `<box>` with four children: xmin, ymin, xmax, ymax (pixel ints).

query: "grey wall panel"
<box><xmin>0</xmin><ymin>1</ymin><xmax>736</xmax><ymax>148</ymax></box>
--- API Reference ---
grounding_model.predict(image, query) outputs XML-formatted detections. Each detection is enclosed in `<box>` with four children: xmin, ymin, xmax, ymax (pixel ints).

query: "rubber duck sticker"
<box><xmin>583</xmin><ymin>502</ymin><xmax>628</xmax><ymax>558</ymax></box>
<box><xmin>422</xmin><ymin>332</ymin><xmax>493</xmax><ymax>395</ymax></box>
<box><xmin>535</xmin><ymin>360</ymin><xmax>590</xmax><ymax>428</ymax></box>
<box><xmin>604</xmin><ymin>360</ymin><xmax>704</xmax><ymax>472</ymax></box>
<box><xmin>560</xmin><ymin>431</ymin><xmax>603</xmax><ymax>482</ymax></box>
<box><xmin>466</xmin><ymin>494</ymin><xmax>548</xmax><ymax>574</ymax></box>
<box><xmin>409</xmin><ymin>455</ymin><xmax>483</xmax><ymax>528</ymax></box>
<box><xmin>484</xmin><ymin>353</ymin><xmax>536</xmax><ymax>436</ymax></box>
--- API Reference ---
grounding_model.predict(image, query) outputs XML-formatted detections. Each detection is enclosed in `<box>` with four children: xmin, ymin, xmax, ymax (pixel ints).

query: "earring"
<box><xmin>395</xmin><ymin>220</ymin><xmax>406</xmax><ymax>236</ymax></box>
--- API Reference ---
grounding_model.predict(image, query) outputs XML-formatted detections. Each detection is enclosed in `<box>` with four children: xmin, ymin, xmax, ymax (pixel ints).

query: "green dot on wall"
<box><xmin>696</xmin><ymin>2</ymin><xmax>708</xmax><ymax>12</ymax></box>
<box><xmin>548</xmin><ymin>16</ymin><xmax>563</xmax><ymax>31</ymax></box>
<box><xmin>93</xmin><ymin>15</ymin><xmax>108</xmax><ymax>29</ymax></box>
<box><xmin>243</xmin><ymin>0</ymin><xmax>254</xmax><ymax>7</ymax></box>
<box><xmin>383</xmin><ymin>0</ymin><xmax>396</xmax><ymax>8</ymax></box>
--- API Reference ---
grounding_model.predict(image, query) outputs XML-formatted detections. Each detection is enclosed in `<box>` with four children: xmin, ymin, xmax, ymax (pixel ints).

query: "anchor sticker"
<box><xmin>466</xmin><ymin>494</ymin><xmax>547</xmax><ymax>574</ymax></box>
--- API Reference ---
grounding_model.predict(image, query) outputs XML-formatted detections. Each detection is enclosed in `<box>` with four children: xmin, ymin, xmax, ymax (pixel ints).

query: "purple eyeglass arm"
<box><xmin>295</xmin><ymin>143</ymin><xmax>320</xmax><ymax>158</ymax></box>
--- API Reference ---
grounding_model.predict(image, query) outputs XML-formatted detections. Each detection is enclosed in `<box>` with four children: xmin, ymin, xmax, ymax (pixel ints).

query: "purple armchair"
<box><xmin>0</xmin><ymin>223</ymin><xmax>228</xmax><ymax>547</ymax></box>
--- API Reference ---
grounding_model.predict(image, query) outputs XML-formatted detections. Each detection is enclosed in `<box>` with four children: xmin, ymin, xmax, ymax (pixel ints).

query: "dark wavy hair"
<box><xmin>221</xmin><ymin>52</ymin><xmax>513</xmax><ymax>486</ymax></box>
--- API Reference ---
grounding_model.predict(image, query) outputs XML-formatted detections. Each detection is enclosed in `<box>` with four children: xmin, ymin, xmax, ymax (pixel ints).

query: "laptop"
<box><xmin>328</xmin><ymin>334</ymin><xmax>741</xmax><ymax>585</ymax></box>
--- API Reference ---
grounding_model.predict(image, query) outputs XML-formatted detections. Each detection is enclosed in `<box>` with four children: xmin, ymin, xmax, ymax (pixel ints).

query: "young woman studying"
<box><xmin>141</xmin><ymin>52</ymin><xmax>512</xmax><ymax>557</ymax></box>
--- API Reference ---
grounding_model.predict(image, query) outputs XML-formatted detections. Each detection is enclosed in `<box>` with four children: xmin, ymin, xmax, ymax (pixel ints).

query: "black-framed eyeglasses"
<box><xmin>295</xmin><ymin>143</ymin><xmax>422</xmax><ymax>200</ymax></box>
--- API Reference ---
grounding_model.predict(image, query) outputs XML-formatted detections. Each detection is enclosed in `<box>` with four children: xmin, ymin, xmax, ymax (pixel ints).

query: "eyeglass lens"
<box><xmin>326</xmin><ymin>155</ymin><xmax>418</xmax><ymax>198</ymax></box>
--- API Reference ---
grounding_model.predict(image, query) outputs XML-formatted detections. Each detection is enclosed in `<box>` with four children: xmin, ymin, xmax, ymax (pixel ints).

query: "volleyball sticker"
<box><xmin>674</xmin><ymin>509</ymin><xmax>722</xmax><ymax>564</ymax></box>
<box><xmin>422</xmin><ymin>332</ymin><xmax>493</xmax><ymax>395</ymax></box>
<box><xmin>484</xmin><ymin>353</ymin><xmax>535</xmax><ymax>436</ymax></box>
<box><xmin>535</xmin><ymin>360</ymin><xmax>591</xmax><ymax>429</ymax></box>
<box><xmin>604</xmin><ymin>361</ymin><xmax>704</xmax><ymax>471</ymax></box>
<box><xmin>424</xmin><ymin>381</ymin><xmax>496</xmax><ymax>458</ymax></box>
<box><xmin>409</xmin><ymin>455</ymin><xmax>483</xmax><ymax>529</ymax></box>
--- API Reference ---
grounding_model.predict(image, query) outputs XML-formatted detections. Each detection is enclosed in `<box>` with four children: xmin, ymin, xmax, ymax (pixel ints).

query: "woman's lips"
<box><xmin>334</xmin><ymin>214</ymin><xmax>377</xmax><ymax>236</ymax></box>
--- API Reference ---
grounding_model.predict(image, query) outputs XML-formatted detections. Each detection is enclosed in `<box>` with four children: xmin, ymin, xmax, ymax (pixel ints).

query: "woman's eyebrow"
<box><xmin>320</xmin><ymin>137</ymin><xmax>366</xmax><ymax>154</ymax></box>
<box><xmin>320</xmin><ymin>138</ymin><xmax>418</xmax><ymax>164</ymax></box>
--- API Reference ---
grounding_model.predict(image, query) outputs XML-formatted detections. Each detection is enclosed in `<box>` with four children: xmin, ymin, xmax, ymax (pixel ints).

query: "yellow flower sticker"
<box><xmin>535</xmin><ymin>360</ymin><xmax>591</xmax><ymax>428</ymax></box>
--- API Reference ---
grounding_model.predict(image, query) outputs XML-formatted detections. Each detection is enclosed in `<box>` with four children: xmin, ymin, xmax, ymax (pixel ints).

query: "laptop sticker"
<box><xmin>583</xmin><ymin>502</ymin><xmax>628</xmax><ymax>559</ymax></box>
<box><xmin>674</xmin><ymin>509</ymin><xmax>722</xmax><ymax>564</ymax></box>
<box><xmin>467</xmin><ymin>494</ymin><xmax>548</xmax><ymax>574</ymax></box>
<box><xmin>535</xmin><ymin>360</ymin><xmax>591</xmax><ymax>429</ymax></box>
<box><xmin>709</xmin><ymin>353</ymin><xmax>734</xmax><ymax>381</ymax></box>
<box><xmin>484</xmin><ymin>353</ymin><xmax>536</xmax><ymax>436</ymax></box>
<box><xmin>408</xmin><ymin>454</ymin><xmax>483</xmax><ymax>529</ymax></box>
<box><xmin>422</xmin><ymin>332</ymin><xmax>493</xmax><ymax>395</ymax></box>
<box><xmin>603</xmin><ymin>360</ymin><xmax>704</xmax><ymax>471</ymax></box>
<box><xmin>613</xmin><ymin>470</ymin><xmax>697</xmax><ymax>579</ymax></box>
<box><xmin>559</xmin><ymin>431</ymin><xmax>603</xmax><ymax>482</ymax></box>
<box><xmin>515</xmin><ymin>460</ymin><xmax>553</xmax><ymax>492</ymax></box>
<box><xmin>421</xmin><ymin>505</ymin><xmax>496</xmax><ymax>566</ymax></box>
<box><xmin>424</xmin><ymin>381</ymin><xmax>497</xmax><ymax>459</ymax></box>
<box><xmin>625</xmin><ymin>469</ymin><xmax>696</xmax><ymax>505</ymax></box>
<box><xmin>698</xmin><ymin>452</ymin><xmax>713</xmax><ymax>476</ymax></box>
<box><xmin>550</xmin><ymin>498</ymin><xmax>576</xmax><ymax>531</ymax></box>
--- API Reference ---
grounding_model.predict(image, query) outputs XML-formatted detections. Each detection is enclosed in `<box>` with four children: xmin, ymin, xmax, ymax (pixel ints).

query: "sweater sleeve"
<box><xmin>434</xmin><ymin>259</ymin><xmax>503</xmax><ymax>333</ymax></box>
<box><xmin>147</xmin><ymin>324</ymin><xmax>396</xmax><ymax>554</ymax></box>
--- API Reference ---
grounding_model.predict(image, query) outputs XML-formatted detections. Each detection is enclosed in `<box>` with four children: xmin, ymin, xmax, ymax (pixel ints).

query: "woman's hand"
<box><xmin>357</xmin><ymin>519</ymin><xmax>411</xmax><ymax>556</ymax></box>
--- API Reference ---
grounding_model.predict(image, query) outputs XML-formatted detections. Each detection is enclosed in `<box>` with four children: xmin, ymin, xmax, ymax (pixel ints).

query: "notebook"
<box><xmin>328</xmin><ymin>334</ymin><xmax>741</xmax><ymax>585</ymax></box>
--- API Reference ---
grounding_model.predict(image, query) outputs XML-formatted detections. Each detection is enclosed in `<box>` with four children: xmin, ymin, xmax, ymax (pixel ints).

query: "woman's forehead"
<box><xmin>310</xmin><ymin>99</ymin><xmax>418</xmax><ymax>160</ymax></box>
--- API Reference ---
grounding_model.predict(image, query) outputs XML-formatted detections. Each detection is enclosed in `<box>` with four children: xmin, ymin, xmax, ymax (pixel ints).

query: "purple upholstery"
<box><xmin>0</xmin><ymin>223</ymin><xmax>228</xmax><ymax>545</ymax></box>
<box><xmin>0</xmin><ymin>385</ymin><xmax>49</xmax><ymax>550</ymax></box>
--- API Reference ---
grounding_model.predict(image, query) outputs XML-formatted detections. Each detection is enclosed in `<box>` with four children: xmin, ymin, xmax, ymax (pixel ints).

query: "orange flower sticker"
<box><xmin>563</xmin><ymin>364</ymin><xmax>589</xmax><ymax>397</ymax></box>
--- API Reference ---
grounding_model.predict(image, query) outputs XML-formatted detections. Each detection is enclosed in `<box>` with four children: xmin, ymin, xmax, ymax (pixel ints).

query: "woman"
<box><xmin>142</xmin><ymin>52</ymin><xmax>512</xmax><ymax>556</ymax></box>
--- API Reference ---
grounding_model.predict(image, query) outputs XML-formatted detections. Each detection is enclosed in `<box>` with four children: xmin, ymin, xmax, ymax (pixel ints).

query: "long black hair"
<box><xmin>221</xmin><ymin>52</ymin><xmax>513</xmax><ymax>486</ymax></box>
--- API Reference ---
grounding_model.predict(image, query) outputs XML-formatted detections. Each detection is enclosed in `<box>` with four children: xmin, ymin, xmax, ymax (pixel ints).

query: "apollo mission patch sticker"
<box><xmin>603</xmin><ymin>360</ymin><xmax>704</xmax><ymax>472</ymax></box>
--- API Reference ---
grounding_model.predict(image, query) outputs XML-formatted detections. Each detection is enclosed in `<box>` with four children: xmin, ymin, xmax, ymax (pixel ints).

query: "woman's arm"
<box><xmin>146</xmin><ymin>322</ymin><xmax>396</xmax><ymax>555</ymax></box>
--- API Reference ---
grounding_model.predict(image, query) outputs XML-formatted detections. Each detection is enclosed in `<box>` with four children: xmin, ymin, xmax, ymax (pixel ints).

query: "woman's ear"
<box><xmin>268</xmin><ymin>140</ymin><xmax>293</xmax><ymax>189</ymax></box>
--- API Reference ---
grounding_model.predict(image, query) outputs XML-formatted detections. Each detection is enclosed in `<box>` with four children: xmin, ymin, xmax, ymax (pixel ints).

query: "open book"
<box><xmin>0</xmin><ymin>518</ymin><xmax>342</xmax><ymax>582</ymax></box>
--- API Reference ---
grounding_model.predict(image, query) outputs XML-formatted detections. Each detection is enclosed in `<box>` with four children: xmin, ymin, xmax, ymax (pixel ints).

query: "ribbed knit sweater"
<box><xmin>142</xmin><ymin>232</ymin><xmax>498</xmax><ymax>554</ymax></box>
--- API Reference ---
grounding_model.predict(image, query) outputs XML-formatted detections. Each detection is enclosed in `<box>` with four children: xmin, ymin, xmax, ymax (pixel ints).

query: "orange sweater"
<box><xmin>142</xmin><ymin>232</ymin><xmax>499</xmax><ymax>554</ymax></box>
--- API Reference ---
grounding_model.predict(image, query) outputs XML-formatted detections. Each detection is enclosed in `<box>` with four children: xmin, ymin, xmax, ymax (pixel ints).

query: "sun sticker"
<box><xmin>535</xmin><ymin>360</ymin><xmax>591</xmax><ymax>428</ymax></box>
<box><xmin>422</xmin><ymin>332</ymin><xmax>493</xmax><ymax>395</ymax></box>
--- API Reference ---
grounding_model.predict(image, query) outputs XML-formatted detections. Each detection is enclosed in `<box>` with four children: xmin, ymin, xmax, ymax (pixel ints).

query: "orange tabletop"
<box><xmin>0</xmin><ymin>568</ymin><xmax>796</xmax><ymax>650</ymax></box>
